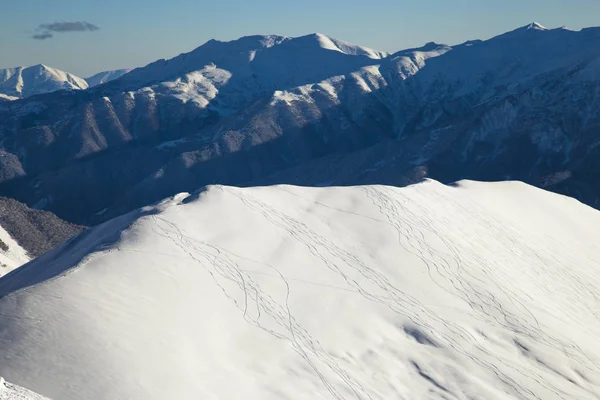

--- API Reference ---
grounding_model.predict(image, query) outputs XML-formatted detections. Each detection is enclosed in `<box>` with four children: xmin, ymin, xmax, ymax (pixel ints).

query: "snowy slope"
<box><xmin>0</xmin><ymin>65</ymin><xmax>88</xmax><ymax>99</ymax></box>
<box><xmin>1</xmin><ymin>180</ymin><xmax>599</xmax><ymax>400</ymax></box>
<box><xmin>0</xmin><ymin>378</ymin><xmax>48</xmax><ymax>400</ymax></box>
<box><xmin>0</xmin><ymin>225</ymin><xmax>30</xmax><ymax>277</ymax></box>
<box><xmin>85</xmin><ymin>69</ymin><xmax>132</xmax><ymax>87</ymax></box>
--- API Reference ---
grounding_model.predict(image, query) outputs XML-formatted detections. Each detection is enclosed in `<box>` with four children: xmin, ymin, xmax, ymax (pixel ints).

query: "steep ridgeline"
<box><xmin>1</xmin><ymin>24</ymin><xmax>600</xmax><ymax>224</ymax></box>
<box><xmin>0</xmin><ymin>180</ymin><xmax>599</xmax><ymax>399</ymax></box>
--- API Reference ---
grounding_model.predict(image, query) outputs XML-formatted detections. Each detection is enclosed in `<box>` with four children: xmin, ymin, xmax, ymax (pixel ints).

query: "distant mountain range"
<box><xmin>1</xmin><ymin>23</ymin><xmax>600</xmax><ymax>225</ymax></box>
<box><xmin>0</xmin><ymin>65</ymin><xmax>131</xmax><ymax>99</ymax></box>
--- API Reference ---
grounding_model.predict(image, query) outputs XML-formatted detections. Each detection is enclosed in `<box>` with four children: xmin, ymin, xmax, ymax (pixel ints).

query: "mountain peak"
<box><xmin>116</xmin><ymin>32</ymin><xmax>388</xmax><ymax>90</ymax></box>
<box><xmin>0</xmin><ymin>64</ymin><xmax>88</xmax><ymax>98</ymax></box>
<box><xmin>493</xmin><ymin>22</ymin><xmax>552</xmax><ymax>40</ymax></box>
<box><xmin>298</xmin><ymin>32</ymin><xmax>388</xmax><ymax>59</ymax></box>
<box><xmin>526</xmin><ymin>21</ymin><xmax>547</xmax><ymax>31</ymax></box>
<box><xmin>202</xmin><ymin>34</ymin><xmax>288</xmax><ymax>49</ymax></box>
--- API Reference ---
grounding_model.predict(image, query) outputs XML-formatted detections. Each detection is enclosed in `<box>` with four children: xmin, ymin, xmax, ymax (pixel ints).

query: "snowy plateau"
<box><xmin>0</xmin><ymin>180</ymin><xmax>599</xmax><ymax>399</ymax></box>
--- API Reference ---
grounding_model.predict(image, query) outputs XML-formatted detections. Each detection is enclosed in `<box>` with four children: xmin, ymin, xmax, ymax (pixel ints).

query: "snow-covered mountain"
<box><xmin>0</xmin><ymin>65</ymin><xmax>133</xmax><ymax>99</ymax></box>
<box><xmin>1</xmin><ymin>24</ymin><xmax>600</xmax><ymax>225</ymax></box>
<box><xmin>85</xmin><ymin>68</ymin><xmax>132</xmax><ymax>87</ymax></box>
<box><xmin>0</xmin><ymin>180</ymin><xmax>599</xmax><ymax>399</ymax></box>
<box><xmin>0</xmin><ymin>65</ymin><xmax>88</xmax><ymax>99</ymax></box>
<box><xmin>116</xmin><ymin>33</ymin><xmax>386</xmax><ymax>90</ymax></box>
<box><xmin>100</xmin><ymin>33</ymin><xmax>389</xmax><ymax>114</ymax></box>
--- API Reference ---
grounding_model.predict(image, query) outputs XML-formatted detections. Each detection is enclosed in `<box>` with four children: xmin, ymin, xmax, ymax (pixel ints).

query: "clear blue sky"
<box><xmin>1</xmin><ymin>0</ymin><xmax>599</xmax><ymax>77</ymax></box>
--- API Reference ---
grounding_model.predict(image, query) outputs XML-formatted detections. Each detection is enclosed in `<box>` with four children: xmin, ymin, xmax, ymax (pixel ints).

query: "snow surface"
<box><xmin>0</xmin><ymin>226</ymin><xmax>30</xmax><ymax>277</ymax></box>
<box><xmin>313</xmin><ymin>33</ymin><xmax>389</xmax><ymax>59</ymax></box>
<box><xmin>0</xmin><ymin>180</ymin><xmax>599</xmax><ymax>399</ymax></box>
<box><xmin>159</xmin><ymin>66</ymin><xmax>232</xmax><ymax>106</ymax></box>
<box><xmin>0</xmin><ymin>379</ymin><xmax>48</xmax><ymax>400</ymax></box>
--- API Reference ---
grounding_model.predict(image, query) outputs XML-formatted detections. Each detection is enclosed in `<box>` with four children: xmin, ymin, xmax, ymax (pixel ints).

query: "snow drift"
<box><xmin>0</xmin><ymin>180</ymin><xmax>599</xmax><ymax>399</ymax></box>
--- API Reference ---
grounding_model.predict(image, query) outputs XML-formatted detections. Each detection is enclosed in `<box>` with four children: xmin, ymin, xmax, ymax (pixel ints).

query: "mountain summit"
<box><xmin>112</xmin><ymin>33</ymin><xmax>387</xmax><ymax>92</ymax></box>
<box><xmin>525</xmin><ymin>21</ymin><xmax>548</xmax><ymax>31</ymax></box>
<box><xmin>0</xmin><ymin>64</ymin><xmax>88</xmax><ymax>99</ymax></box>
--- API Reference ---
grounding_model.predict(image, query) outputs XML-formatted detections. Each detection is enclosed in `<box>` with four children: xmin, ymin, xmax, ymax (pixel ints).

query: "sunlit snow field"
<box><xmin>0</xmin><ymin>180</ymin><xmax>599</xmax><ymax>399</ymax></box>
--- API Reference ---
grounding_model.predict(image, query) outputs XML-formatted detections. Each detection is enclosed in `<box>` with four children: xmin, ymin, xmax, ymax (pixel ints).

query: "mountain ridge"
<box><xmin>0</xmin><ymin>180</ymin><xmax>599</xmax><ymax>399</ymax></box>
<box><xmin>1</xmin><ymin>23</ymin><xmax>600</xmax><ymax>224</ymax></box>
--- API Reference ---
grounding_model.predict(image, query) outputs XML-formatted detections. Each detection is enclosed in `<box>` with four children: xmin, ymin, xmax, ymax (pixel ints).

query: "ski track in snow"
<box><xmin>138</xmin><ymin>184</ymin><xmax>600</xmax><ymax>399</ymax></box>
<box><xmin>0</xmin><ymin>180</ymin><xmax>599</xmax><ymax>399</ymax></box>
<box><xmin>175</xmin><ymin>185</ymin><xmax>599</xmax><ymax>399</ymax></box>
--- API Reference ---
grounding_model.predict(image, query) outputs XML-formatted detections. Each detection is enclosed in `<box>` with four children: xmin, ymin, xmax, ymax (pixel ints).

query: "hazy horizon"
<box><xmin>1</xmin><ymin>0</ymin><xmax>600</xmax><ymax>77</ymax></box>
